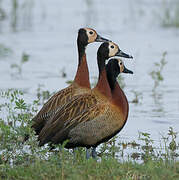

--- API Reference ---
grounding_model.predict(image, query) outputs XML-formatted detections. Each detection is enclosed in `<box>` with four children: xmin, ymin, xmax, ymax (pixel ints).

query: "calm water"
<box><xmin>0</xmin><ymin>0</ymin><xmax>179</xmax><ymax>145</ymax></box>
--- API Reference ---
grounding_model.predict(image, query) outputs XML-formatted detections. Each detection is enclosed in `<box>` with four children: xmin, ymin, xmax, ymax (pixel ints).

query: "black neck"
<box><xmin>95</xmin><ymin>50</ymin><xmax>112</xmax><ymax>98</ymax></box>
<box><xmin>77</xmin><ymin>36</ymin><xmax>86</xmax><ymax>66</ymax></box>
<box><xmin>107</xmin><ymin>73</ymin><xmax>117</xmax><ymax>91</ymax></box>
<box><xmin>106</xmin><ymin>60</ymin><xmax>120</xmax><ymax>91</ymax></box>
<box><xmin>97</xmin><ymin>50</ymin><xmax>106</xmax><ymax>79</ymax></box>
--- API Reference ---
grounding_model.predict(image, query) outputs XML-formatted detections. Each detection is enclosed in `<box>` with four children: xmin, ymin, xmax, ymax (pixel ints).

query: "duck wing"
<box><xmin>51</xmin><ymin>103</ymin><xmax>114</xmax><ymax>148</ymax></box>
<box><xmin>38</xmin><ymin>94</ymin><xmax>97</xmax><ymax>146</ymax></box>
<box><xmin>31</xmin><ymin>85</ymin><xmax>74</xmax><ymax>135</ymax></box>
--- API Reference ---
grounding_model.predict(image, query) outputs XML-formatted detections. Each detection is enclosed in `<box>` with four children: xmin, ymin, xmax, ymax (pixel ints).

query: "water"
<box><xmin>0</xmin><ymin>0</ymin><xmax>179</xmax><ymax>145</ymax></box>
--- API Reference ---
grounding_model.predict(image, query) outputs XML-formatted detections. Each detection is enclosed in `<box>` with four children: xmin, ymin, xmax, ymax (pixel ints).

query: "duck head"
<box><xmin>78</xmin><ymin>28</ymin><xmax>110</xmax><ymax>46</ymax></box>
<box><xmin>108</xmin><ymin>58</ymin><xmax>133</xmax><ymax>75</ymax></box>
<box><xmin>106</xmin><ymin>58</ymin><xmax>133</xmax><ymax>91</ymax></box>
<box><xmin>97</xmin><ymin>42</ymin><xmax>133</xmax><ymax>60</ymax></box>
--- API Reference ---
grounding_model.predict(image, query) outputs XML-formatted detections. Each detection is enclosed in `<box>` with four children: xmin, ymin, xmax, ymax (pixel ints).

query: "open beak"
<box><xmin>123</xmin><ymin>66</ymin><xmax>133</xmax><ymax>74</ymax></box>
<box><xmin>116</xmin><ymin>49</ymin><xmax>133</xmax><ymax>59</ymax></box>
<box><xmin>95</xmin><ymin>34</ymin><xmax>111</xmax><ymax>42</ymax></box>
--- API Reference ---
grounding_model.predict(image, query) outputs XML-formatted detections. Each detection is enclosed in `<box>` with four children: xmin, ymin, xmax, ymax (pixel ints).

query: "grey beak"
<box><xmin>116</xmin><ymin>49</ymin><xmax>133</xmax><ymax>59</ymax></box>
<box><xmin>95</xmin><ymin>34</ymin><xmax>111</xmax><ymax>42</ymax></box>
<box><xmin>123</xmin><ymin>66</ymin><xmax>133</xmax><ymax>74</ymax></box>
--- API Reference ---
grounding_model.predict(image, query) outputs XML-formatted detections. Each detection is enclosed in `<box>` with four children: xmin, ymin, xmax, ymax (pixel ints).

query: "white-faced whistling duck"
<box><xmin>38</xmin><ymin>42</ymin><xmax>133</xmax><ymax>158</ymax></box>
<box><xmin>31</xmin><ymin>28</ymin><xmax>110</xmax><ymax>136</ymax></box>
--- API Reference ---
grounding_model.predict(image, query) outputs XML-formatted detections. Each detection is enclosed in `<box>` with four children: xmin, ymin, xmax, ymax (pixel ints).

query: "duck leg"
<box><xmin>91</xmin><ymin>147</ymin><xmax>97</xmax><ymax>159</ymax></box>
<box><xmin>86</xmin><ymin>148</ymin><xmax>91</xmax><ymax>159</ymax></box>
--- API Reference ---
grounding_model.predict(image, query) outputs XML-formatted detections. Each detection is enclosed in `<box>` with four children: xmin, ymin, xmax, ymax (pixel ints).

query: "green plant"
<box><xmin>36</xmin><ymin>84</ymin><xmax>53</xmax><ymax>105</ymax></box>
<box><xmin>138</xmin><ymin>132</ymin><xmax>155</xmax><ymax>163</ymax></box>
<box><xmin>98</xmin><ymin>136</ymin><xmax>122</xmax><ymax>159</ymax></box>
<box><xmin>10</xmin><ymin>52</ymin><xmax>29</xmax><ymax>76</ymax></box>
<box><xmin>0</xmin><ymin>44</ymin><xmax>13</xmax><ymax>57</ymax></box>
<box><xmin>0</xmin><ymin>89</ymin><xmax>178</xmax><ymax>179</ymax></box>
<box><xmin>160</xmin><ymin>127</ymin><xmax>178</xmax><ymax>162</ymax></box>
<box><xmin>11</xmin><ymin>0</ymin><xmax>18</xmax><ymax>32</ymax></box>
<box><xmin>159</xmin><ymin>0</ymin><xmax>179</xmax><ymax>28</ymax></box>
<box><xmin>0</xmin><ymin>5</ymin><xmax>6</xmax><ymax>21</ymax></box>
<box><xmin>0</xmin><ymin>89</ymin><xmax>45</xmax><ymax>165</ymax></box>
<box><xmin>131</xmin><ymin>128</ymin><xmax>178</xmax><ymax>163</ymax></box>
<box><xmin>131</xmin><ymin>90</ymin><xmax>143</xmax><ymax>104</ymax></box>
<box><xmin>10</xmin><ymin>0</ymin><xmax>34</xmax><ymax>31</ymax></box>
<box><xmin>99</xmin><ymin>127</ymin><xmax>178</xmax><ymax>164</ymax></box>
<box><xmin>65</xmin><ymin>80</ymin><xmax>73</xmax><ymax>85</ymax></box>
<box><xmin>0</xmin><ymin>0</ymin><xmax>35</xmax><ymax>32</ymax></box>
<box><xmin>149</xmin><ymin>51</ymin><xmax>167</xmax><ymax>91</ymax></box>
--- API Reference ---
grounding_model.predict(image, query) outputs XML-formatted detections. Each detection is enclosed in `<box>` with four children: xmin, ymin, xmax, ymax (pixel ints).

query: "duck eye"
<box><xmin>111</xmin><ymin>45</ymin><xmax>114</xmax><ymax>49</ymax></box>
<box><xmin>89</xmin><ymin>31</ymin><xmax>93</xmax><ymax>35</ymax></box>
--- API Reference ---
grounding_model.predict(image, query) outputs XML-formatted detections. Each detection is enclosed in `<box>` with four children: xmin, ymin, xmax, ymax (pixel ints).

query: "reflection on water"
<box><xmin>21</xmin><ymin>0</ymin><xmax>34</xmax><ymax>30</ymax></box>
<box><xmin>84</xmin><ymin>0</ymin><xmax>97</xmax><ymax>27</ymax></box>
<box><xmin>152</xmin><ymin>92</ymin><xmax>165</xmax><ymax>114</ymax></box>
<box><xmin>0</xmin><ymin>0</ymin><xmax>34</xmax><ymax>32</ymax></box>
<box><xmin>11</xmin><ymin>0</ymin><xmax>18</xmax><ymax>31</ymax></box>
<box><xmin>153</xmin><ymin>120</ymin><xmax>171</xmax><ymax>124</ymax></box>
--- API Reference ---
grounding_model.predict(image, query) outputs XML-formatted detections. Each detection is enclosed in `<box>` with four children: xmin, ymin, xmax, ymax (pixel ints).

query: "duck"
<box><xmin>31</xmin><ymin>28</ymin><xmax>110</xmax><ymax>136</ymax></box>
<box><xmin>38</xmin><ymin>42</ymin><xmax>133</xmax><ymax>153</ymax></box>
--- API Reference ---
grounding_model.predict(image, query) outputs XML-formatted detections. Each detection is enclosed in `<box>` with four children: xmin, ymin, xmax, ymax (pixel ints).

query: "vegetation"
<box><xmin>0</xmin><ymin>1</ymin><xmax>178</xmax><ymax>179</ymax></box>
<box><xmin>149</xmin><ymin>51</ymin><xmax>167</xmax><ymax>92</ymax></box>
<box><xmin>1</xmin><ymin>0</ymin><xmax>179</xmax><ymax>33</ymax></box>
<box><xmin>10</xmin><ymin>52</ymin><xmax>30</xmax><ymax>76</ymax></box>
<box><xmin>0</xmin><ymin>0</ymin><xmax>34</xmax><ymax>32</ymax></box>
<box><xmin>36</xmin><ymin>84</ymin><xmax>53</xmax><ymax>105</ymax></box>
<box><xmin>0</xmin><ymin>89</ymin><xmax>178</xmax><ymax>179</ymax></box>
<box><xmin>0</xmin><ymin>44</ymin><xmax>13</xmax><ymax>58</ymax></box>
<box><xmin>159</xmin><ymin>0</ymin><xmax>179</xmax><ymax>28</ymax></box>
<box><xmin>131</xmin><ymin>90</ymin><xmax>143</xmax><ymax>104</ymax></box>
<box><xmin>1</xmin><ymin>157</ymin><xmax>179</xmax><ymax>180</ymax></box>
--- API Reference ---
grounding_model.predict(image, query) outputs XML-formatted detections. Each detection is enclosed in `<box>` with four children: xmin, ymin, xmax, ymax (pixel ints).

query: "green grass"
<box><xmin>0</xmin><ymin>156</ymin><xmax>179</xmax><ymax>180</ymax></box>
<box><xmin>0</xmin><ymin>89</ymin><xmax>178</xmax><ymax>180</ymax></box>
<box><xmin>150</xmin><ymin>51</ymin><xmax>167</xmax><ymax>92</ymax></box>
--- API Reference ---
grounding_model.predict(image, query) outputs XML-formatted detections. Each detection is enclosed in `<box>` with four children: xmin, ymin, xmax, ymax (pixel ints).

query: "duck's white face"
<box><xmin>84</xmin><ymin>28</ymin><xmax>98</xmax><ymax>43</ymax></box>
<box><xmin>108</xmin><ymin>42</ymin><xmax>119</xmax><ymax>57</ymax></box>
<box><xmin>117</xmin><ymin>59</ymin><xmax>124</xmax><ymax>73</ymax></box>
<box><xmin>116</xmin><ymin>58</ymin><xmax>133</xmax><ymax>74</ymax></box>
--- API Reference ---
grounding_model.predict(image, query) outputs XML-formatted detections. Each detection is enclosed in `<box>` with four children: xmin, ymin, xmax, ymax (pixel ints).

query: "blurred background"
<box><xmin>0</xmin><ymin>0</ymin><xmax>179</xmax><ymax>144</ymax></box>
